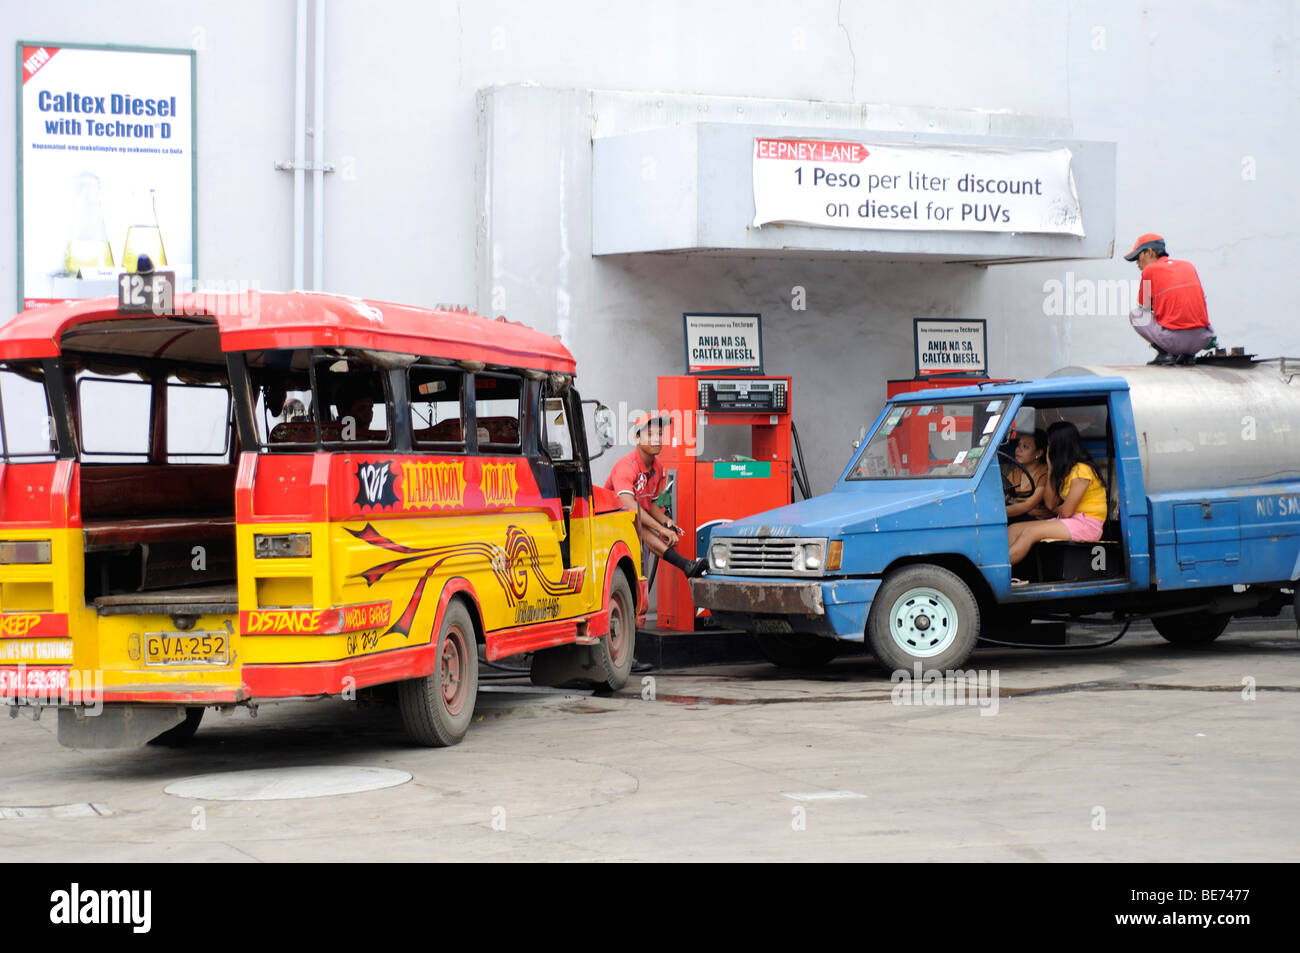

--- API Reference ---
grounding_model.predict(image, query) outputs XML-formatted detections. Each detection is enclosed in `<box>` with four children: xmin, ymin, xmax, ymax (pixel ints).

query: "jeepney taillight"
<box><xmin>0</xmin><ymin>540</ymin><xmax>52</xmax><ymax>564</ymax></box>
<box><xmin>254</xmin><ymin>533</ymin><xmax>312</xmax><ymax>558</ymax></box>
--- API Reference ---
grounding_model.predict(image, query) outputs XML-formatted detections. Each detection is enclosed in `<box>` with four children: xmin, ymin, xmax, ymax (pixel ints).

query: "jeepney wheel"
<box><xmin>591</xmin><ymin>573</ymin><xmax>636</xmax><ymax>693</ymax></box>
<box><xmin>1153</xmin><ymin>611</ymin><xmax>1231</xmax><ymax>645</ymax></box>
<box><xmin>867</xmin><ymin>564</ymin><xmax>980</xmax><ymax>673</ymax></box>
<box><xmin>753</xmin><ymin>631</ymin><xmax>841</xmax><ymax>668</ymax></box>
<box><xmin>398</xmin><ymin>601</ymin><xmax>479</xmax><ymax>746</ymax></box>
<box><xmin>147</xmin><ymin>707</ymin><xmax>204</xmax><ymax>746</ymax></box>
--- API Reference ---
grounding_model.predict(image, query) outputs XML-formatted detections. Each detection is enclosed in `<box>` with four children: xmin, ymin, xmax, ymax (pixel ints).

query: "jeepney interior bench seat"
<box><xmin>412</xmin><ymin>416</ymin><xmax>518</xmax><ymax>447</ymax></box>
<box><xmin>82</xmin><ymin>516</ymin><xmax>235</xmax><ymax>549</ymax></box>
<box><xmin>269</xmin><ymin>420</ymin><xmax>396</xmax><ymax>444</ymax></box>
<box><xmin>414</xmin><ymin>419</ymin><xmax>465</xmax><ymax>443</ymax></box>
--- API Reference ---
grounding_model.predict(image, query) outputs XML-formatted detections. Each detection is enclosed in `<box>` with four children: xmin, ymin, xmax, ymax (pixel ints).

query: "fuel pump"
<box><xmin>655</xmin><ymin>374</ymin><xmax>795</xmax><ymax>631</ymax></box>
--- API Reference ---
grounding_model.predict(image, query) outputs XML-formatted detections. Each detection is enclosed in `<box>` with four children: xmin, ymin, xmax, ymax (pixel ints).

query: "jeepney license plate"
<box><xmin>145</xmin><ymin>632</ymin><xmax>229</xmax><ymax>666</ymax></box>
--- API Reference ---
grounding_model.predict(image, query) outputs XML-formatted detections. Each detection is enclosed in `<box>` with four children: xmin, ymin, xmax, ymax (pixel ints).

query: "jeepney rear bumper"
<box><xmin>690</xmin><ymin>577</ymin><xmax>881</xmax><ymax>641</ymax></box>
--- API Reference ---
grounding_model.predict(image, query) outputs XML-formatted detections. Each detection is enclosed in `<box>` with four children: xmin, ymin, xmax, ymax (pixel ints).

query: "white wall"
<box><xmin>3</xmin><ymin>0</ymin><xmax>1296</xmax><ymax>494</ymax></box>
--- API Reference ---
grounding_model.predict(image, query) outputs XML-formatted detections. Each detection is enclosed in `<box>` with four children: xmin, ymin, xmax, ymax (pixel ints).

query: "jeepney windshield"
<box><xmin>846</xmin><ymin>399</ymin><xmax>1006</xmax><ymax>480</ymax></box>
<box><xmin>0</xmin><ymin>362</ymin><xmax>56</xmax><ymax>461</ymax></box>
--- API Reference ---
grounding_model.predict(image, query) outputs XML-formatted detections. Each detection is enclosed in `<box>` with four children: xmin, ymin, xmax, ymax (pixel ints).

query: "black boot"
<box><xmin>1148</xmin><ymin>350</ymin><xmax>1177</xmax><ymax>366</ymax></box>
<box><xmin>1175</xmin><ymin>353</ymin><xmax>1197</xmax><ymax>366</ymax></box>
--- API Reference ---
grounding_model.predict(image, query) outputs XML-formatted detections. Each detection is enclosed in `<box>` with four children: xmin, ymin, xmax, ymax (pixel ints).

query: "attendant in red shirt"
<box><xmin>604</xmin><ymin>412</ymin><xmax>706</xmax><ymax>578</ymax></box>
<box><xmin>1124</xmin><ymin>233</ymin><xmax>1216</xmax><ymax>365</ymax></box>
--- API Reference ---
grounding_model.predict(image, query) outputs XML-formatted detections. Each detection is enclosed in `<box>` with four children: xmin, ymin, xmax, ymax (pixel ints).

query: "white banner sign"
<box><xmin>753</xmin><ymin>138</ymin><xmax>1084</xmax><ymax>236</ymax></box>
<box><xmin>914</xmin><ymin>319</ymin><xmax>987</xmax><ymax>377</ymax></box>
<box><xmin>683</xmin><ymin>313</ymin><xmax>762</xmax><ymax>374</ymax></box>
<box><xmin>18</xmin><ymin>43</ymin><xmax>195</xmax><ymax>310</ymax></box>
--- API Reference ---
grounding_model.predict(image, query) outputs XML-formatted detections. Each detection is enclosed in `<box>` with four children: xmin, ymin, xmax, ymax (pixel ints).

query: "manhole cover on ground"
<box><xmin>164</xmin><ymin>765</ymin><xmax>412</xmax><ymax>801</ymax></box>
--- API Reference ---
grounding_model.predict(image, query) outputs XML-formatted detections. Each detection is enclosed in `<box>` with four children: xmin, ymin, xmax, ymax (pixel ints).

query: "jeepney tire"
<box><xmin>1152</xmin><ymin>612</ymin><xmax>1231</xmax><ymax>645</ymax></box>
<box><xmin>753</xmin><ymin>631</ymin><xmax>841</xmax><ymax>668</ymax></box>
<box><xmin>398</xmin><ymin>602</ymin><xmax>479</xmax><ymax>747</ymax></box>
<box><xmin>867</xmin><ymin>564</ymin><xmax>980</xmax><ymax>673</ymax></box>
<box><xmin>147</xmin><ymin>707</ymin><xmax>204</xmax><ymax>747</ymax></box>
<box><xmin>590</xmin><ymin>573</ymin><xmax>637</xmax><ymax>694</ymax></box>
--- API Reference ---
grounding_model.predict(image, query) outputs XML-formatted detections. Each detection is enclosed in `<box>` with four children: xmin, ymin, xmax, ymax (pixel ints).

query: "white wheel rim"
<box><xmin>888</xmin><ymin>587</ymin><xmax>959</xmax><ymax>658</ymax></box>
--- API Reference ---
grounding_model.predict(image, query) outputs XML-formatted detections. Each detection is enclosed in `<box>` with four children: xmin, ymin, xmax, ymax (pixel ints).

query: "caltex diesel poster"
<box><xmin>18</xmin><ymin>42</ymin><xmax>195</xmax><ymax>310</ymax></box>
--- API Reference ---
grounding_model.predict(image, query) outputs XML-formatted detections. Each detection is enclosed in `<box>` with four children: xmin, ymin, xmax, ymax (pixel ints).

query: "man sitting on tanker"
<box><xmin>1124</xmin><ymin>232</ymin><xmax>1216</xmax><ymax>366</ymax></box>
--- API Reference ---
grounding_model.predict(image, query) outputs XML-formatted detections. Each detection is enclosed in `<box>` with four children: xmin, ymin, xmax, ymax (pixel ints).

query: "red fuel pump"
<box><xmin>655</xmin><ymin>374</ymin><xmax>794</xmax><ymax>631</ymax></box>
<box><xmin>885</xmin><ymin>375</ymin><xmax>1012</xmax><ymax>471</ymax></box>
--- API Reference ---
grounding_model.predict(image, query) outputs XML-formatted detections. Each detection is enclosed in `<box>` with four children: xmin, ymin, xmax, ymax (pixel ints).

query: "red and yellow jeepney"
<box><xmin>0</xmin><ymin>291</ymin><xmax>644</xmax><ymax>747</ymax></box>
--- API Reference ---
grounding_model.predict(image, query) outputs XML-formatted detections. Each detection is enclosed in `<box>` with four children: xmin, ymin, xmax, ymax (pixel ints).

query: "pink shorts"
<box><xmin>1058</xmin><ymin>513</ymin><xmax>1104</xmax><ymax>542</ymax></box>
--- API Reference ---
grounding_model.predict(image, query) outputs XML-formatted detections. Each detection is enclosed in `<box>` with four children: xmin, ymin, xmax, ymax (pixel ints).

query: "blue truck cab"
<box><xmin>691</xmin><ymin>361</ymin><xmax>1300</xmax><ymax>671</ymax></box>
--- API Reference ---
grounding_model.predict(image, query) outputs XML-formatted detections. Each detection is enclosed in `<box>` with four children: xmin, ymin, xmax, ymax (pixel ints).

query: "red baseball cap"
<box><xmin>633</xmin><ymin>411</ymin><xmax>671</xmax><ymax>435</ymax></box>
<box><xmin>1123</xmin><ymin>233</ymin><xmax>1166</xmax><ymax>261</ymax></box>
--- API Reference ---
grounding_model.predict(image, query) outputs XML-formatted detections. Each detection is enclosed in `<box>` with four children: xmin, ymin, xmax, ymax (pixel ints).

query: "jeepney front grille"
<box><xmin>711</xmin><ymin>537</ymin><xmax>826</xmax><ymax>576</ymax></box>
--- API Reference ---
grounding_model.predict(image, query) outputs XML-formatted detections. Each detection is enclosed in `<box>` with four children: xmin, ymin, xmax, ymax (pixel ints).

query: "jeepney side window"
<box><xmin>249</xmin><ymin>349</ymin><xmax>316</xmax><ymax>449</ymax></box>
<box><xmin>76</xmin><ymin>373</ymin><xmax>151</xmax><ymax>462</ymax></box>
<box><xmin>166</xmin><ymin>376</ymin><xmax>232</xmax><ymax>463</ymax></box>
<box><xmin>541</xmin><ymin>397</ymin><xmax>575</xmax><ymax>463</ymax></box>
<box><xmin>317</xmin><ymin>356</ymin><xmax>391</xmax><ymax>448</ymax></box>
<box><xmin>474</xmin><ymin>373</ymin><xmax>522</xmax><ymax>453</ymax></box>
<box><xmin>410</xmin><ymin>366</ymin><xmax>465</xmax><ymax>452</ymax></box>
<box><xmin>0</xmin><ymin>363</ymin><xmax>56</xmax><ymax>461</ymax></box>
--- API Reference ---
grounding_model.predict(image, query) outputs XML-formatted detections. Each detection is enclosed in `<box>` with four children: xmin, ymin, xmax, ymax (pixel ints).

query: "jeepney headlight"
<box><xmin>711</xmin><ymin>542</ymin><xmax>728</xmax><ymax>570</ymax></box>
<box><xmin>0</xmin><ymin>540</ymin><xmax>51</xmax><ymax>564</ymax></box>
<box><xmin>254</xmin><ymin>533</ymin><xmax>312</xmax><ymax>559</ymax></box>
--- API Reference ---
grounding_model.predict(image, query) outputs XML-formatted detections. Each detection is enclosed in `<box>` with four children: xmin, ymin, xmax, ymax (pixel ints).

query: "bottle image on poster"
<box><xmin>122</xmin><ymin>188</ymin><xmax>168</xmax><ymax>274</ymax></box>
<box><xmin>64</xmin><ymin>171</ymin><xmax>114</xmax><ymax>275</ymax></box>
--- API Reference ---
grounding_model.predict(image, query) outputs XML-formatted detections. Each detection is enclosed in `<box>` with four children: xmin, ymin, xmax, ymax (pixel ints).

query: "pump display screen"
<box><xmin>698</xmin><ymin>378</ymin><xmax>788</xmax><ymax>412</ymax></box>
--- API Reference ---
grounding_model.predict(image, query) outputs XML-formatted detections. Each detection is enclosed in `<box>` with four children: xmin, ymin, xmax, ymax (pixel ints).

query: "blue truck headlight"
<box><xmin>792</xmin><ymin>542</ymin><xmax>824</xmax><ymax>571</ymax></box>
<box><xmin>803</xmin><ymin>542</ymin><xmax>824</xmax><ymax>570</ymax></box>
<box><xmin>710</xmin><ymin>542</ymin><xmax>728</xmax><ymax>570</ymax></box>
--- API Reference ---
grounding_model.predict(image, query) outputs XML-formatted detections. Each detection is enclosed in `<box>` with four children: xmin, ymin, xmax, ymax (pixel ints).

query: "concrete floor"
<box><xmin>1</xmin><ymin>623</ymin><xmax>1296</xmax><ymax>861</ymax></box>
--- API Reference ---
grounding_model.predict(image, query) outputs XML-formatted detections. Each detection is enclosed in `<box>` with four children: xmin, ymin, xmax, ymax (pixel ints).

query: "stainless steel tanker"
<box><xmin>1054</xmin><ymin>360</ymin><xmax>1300</xmax><ymax>493</ymax></box>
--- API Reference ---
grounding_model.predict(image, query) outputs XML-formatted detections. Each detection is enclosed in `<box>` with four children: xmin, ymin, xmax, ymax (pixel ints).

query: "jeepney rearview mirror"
<box><xmin>594</xmin><ymin>404</ymin><xmax>615</xmax><ymax>449</ymax></box>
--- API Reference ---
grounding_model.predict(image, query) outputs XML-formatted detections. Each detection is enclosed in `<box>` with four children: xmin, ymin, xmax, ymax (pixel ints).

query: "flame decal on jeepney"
<box><xmin>347</xmin><ymin>524</ymin><xmax>585</xmax><ymax>636</ymax></box>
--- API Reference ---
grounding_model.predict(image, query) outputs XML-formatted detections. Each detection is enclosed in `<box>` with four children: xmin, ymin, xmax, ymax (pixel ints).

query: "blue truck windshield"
<box><xmin>846</xmin><ymin>399</ymin><xmax>1005</xmax><ymax>480</ymax></box>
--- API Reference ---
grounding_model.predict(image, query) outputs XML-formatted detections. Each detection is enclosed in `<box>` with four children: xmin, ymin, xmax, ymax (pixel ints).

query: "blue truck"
<box><xmin>691</xmin><ymin>361</ymin><xmax>1300</xmax><ymax>671</ymax></box>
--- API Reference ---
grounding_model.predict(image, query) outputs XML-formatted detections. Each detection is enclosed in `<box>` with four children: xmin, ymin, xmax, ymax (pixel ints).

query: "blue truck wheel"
<box><xmin>1152</xmin><ymin>612</ymin><xmax>1230</xmax><ymax>645</ymax></box>
<box><xmin>867</xmin><ymin>565</ymin><xmax>980</xmax><ymax>672</ymax></box>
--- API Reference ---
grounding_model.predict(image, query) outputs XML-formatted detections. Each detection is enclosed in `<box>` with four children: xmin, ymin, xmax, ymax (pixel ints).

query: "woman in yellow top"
<box><xmin>1007</xmin><ymin>421</ymin><xmax>1106</xmax><ymax>566</ymax></box>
